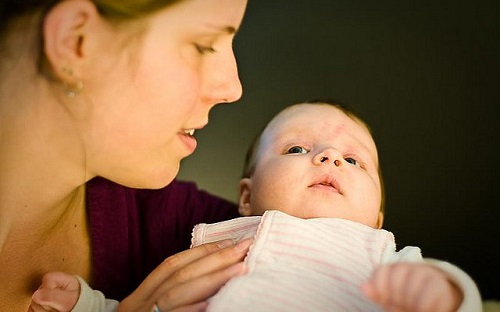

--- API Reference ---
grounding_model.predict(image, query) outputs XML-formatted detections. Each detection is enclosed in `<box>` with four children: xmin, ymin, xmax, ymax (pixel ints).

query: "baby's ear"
<box><xmin>238</xmin><ymin>178</ymin><xmax>253</xmax><ymax>216</ymax></box>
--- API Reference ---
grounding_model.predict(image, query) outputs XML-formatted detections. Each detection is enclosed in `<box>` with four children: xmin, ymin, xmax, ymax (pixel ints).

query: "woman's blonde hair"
<box><xmin>0</xmin><ymin>0</ymin><xmax>182</xmax><ymax>77</ymax></box>
<box><xmin>1</xmin><ymin>0</ymin><xmax>183</xmax><ymax>26</ymax></box>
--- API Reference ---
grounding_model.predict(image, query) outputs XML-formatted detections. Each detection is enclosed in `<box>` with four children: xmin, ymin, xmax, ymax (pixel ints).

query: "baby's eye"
<box><xmin>286</xmin><ymin>146</ymin><xmax>308</xmax><ymax>154</ymax></box>
<box><xmin>345</xmin><ymin>157</ymin><xmax>360</xmax><ymax>167</ymax></box>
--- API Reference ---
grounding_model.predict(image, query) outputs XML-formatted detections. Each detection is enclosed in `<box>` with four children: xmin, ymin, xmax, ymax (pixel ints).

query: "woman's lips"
<box><xmin>178</xmin><ymin>129</ymin><xmax>197</xmax><ymax>154</ymax></box>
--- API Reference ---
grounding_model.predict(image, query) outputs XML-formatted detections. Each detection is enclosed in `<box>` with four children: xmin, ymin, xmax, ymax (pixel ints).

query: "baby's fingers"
<box><xmin>363</xmin><ymin>263</ymin><xmax>461</xmax><ymax>312</ymax></box>
<box><xmin>32</xmin><ymin>288</ymin><xmax>79</xmax><ymax>312</ymax></box>
<box><xmin>39</xmin><ymin>272</ymin><xmax>80</xmax><ymax>290</ymax></box>
<box><xmin>363</xmin><ymin>263</ymin><xmax>411</xmax><ymax>308</ymax></box>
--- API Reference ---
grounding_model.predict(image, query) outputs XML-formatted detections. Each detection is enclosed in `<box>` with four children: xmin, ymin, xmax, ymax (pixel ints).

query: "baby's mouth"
<box><xmin>309</xmin><ymin>176</ymin><xmax>343</xmax><ymax>194</ymax></box>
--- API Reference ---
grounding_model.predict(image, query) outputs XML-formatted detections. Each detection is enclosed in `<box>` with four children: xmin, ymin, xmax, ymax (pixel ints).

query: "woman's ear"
<box><xmin>43</xmin><ymin>0</ymin><xmax>99</xmax><ymax>82</ymax></box>
<box><xmin>376</xmin><ymin>211</ymin><xmax>384</xmax><ymax>229</ymax></box>
<box><xmin>238</xmin><ymin>178</ymin><xmax>253</xmax><ymax>216</ymax></box>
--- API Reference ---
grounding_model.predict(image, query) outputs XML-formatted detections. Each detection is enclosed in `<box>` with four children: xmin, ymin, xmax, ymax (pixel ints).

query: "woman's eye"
<box><xmin>286</xmin><ymin>146</ymin><xmax>308</xmax><ymax>154</ymax></box>
<box><xmin>195</xmin><ymin>44</ymin><xmax>216</xmax><ymax>55</ymax></box>
<box><xmin>345</xmin><ymin>157</ymin><xmax>360</xmax><ymax>167</ymax></box>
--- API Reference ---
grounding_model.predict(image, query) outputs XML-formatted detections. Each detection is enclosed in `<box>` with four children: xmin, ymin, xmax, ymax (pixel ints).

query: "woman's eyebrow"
<box><xmin>204</xmin><ymin>24</ymin><xmax>238</xmax><ymax>34</ymax></box>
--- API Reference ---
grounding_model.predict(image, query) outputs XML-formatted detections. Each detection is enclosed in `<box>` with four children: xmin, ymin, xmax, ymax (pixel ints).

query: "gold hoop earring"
<box><xmin>64</xmin><ymin>80</ymin><xmax>83</xmax><ymax>98</ymax></box>
<box><xmin>61</xmin><ymin>66</ymin><xmax>83</xmax><ymax>97</ymax></box>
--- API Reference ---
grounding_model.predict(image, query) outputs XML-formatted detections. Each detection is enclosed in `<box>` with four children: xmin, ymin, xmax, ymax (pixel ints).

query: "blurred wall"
<box><xmin>178</xmin><ymin>0</ymin><xmax>499</xmax><ymax>299</ymax></box>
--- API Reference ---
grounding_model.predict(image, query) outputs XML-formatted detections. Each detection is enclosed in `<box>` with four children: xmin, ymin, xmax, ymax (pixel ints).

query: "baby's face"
<box><xmin>241</xmin><ymin>104</ymin><xmax>382</xmax><ymax>228</ymax></box>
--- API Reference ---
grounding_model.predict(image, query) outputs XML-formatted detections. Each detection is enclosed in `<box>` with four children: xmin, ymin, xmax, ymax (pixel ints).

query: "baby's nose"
<box><xmin>313</xmin><ymin>149</ymin><xmax>343</xmax><ymax>167</ymax></box>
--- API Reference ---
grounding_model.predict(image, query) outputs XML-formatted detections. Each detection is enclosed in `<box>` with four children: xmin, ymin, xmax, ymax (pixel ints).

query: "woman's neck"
<box><xmin>0</xmin><ymin>185</ymin><xmax>91</xmax><ymax>311</ymax></box>
<box><xmin>0</xmin><ymin>184</ymin><xmax>87</xmax><ymax>250</ymax></box>
<box><xmin>0</xmin><ymin>87</ymin><xmax>92</xmax><ymax>304</ymax></box>
<box><xmin>0</xmin><ymin>72</ymin><xmax>91</xmax><ymax>252</ymax></box>
<box><xmin>0</xmin><ymin>17</ymin><xmax>94</xmax><ymax>308</ymax></box>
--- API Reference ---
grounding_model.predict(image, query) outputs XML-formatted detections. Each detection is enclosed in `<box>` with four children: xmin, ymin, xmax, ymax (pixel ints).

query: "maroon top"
<box><xmin>86</xmin><ymin>177</ymin><xmax>239</xmax><ymax>301</ymax></box>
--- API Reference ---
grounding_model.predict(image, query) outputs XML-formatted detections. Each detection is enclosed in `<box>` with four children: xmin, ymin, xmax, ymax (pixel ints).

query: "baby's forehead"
<box><xmin>266</xmin><ymin>104</ymin><xmax>366</xmax><ymax>137</ymax></box>
<box><xmin>260</xmin><ymin>103</ymin><xmax>378</xmax><ymax>158</ymax></box>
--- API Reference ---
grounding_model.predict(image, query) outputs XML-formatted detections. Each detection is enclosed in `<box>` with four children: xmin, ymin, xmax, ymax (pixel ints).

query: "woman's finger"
<box><xmin>154</xmin><ymin>240</ymin><xmax>252</xmax><ymax>310</ymax></box>
<box><xmin>156</xmin><ymin>262</ymin><xmax>246</xmax><ymax>311</ymax></box>
<box><xmin>159</xmin><ymin>239</ymin><xmax>252</xmax><ymax>289</ymax></box>
<box><xmin>169</xmin><ymin>301</ymin><xmax>208</xmax><ymax>312</ymax></box>
<box><xmin>117</xmin><ymin>239</ymin><xmax>251</xmax><ymax>312</ymax></box>
<box><xmin>134</xmin><ymin>239</ymin><xmax>235</xmax><ymax>299</ymax></box>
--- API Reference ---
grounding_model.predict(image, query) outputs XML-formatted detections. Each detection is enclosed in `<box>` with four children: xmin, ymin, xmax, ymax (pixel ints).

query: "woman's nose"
<box><xmin>313</xmin><ymin>148</ymin><xmax>343</xmax><ymax>167</ymax></box>
<box><xmin>202</xmin><ymin>49</ymin><xmax>243</xmax><ymax>105</ymax></box>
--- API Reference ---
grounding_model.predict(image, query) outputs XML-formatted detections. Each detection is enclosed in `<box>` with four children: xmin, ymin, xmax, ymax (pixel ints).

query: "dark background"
<box><xmin>178</xmin><ymin>0</ymin><xmax>499</xmax><ymax>300</ymax></box>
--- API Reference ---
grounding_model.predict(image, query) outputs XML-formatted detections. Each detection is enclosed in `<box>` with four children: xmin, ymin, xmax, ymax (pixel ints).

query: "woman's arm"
<box><xmin>31</xmin><ymin>240</ymin><xmax>251</xmax><ymax>312</ymax></box>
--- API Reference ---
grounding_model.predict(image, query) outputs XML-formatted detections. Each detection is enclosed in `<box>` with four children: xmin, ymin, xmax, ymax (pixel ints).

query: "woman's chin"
<box><xmin>145</xmin><ymin>167</ymin><xmax>179</xmax><ymax>189</ymax></box>
<box><xmin>111</xmin><ymin>165</ymin><xmax>179</xmax><ymax>190</ymax></box>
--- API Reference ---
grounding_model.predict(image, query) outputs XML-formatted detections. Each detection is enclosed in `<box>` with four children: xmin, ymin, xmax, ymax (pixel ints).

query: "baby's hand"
<box><xmin>30</xmin><ymin>272</ymin><xmax>80</xmax><ymax>312</ymax></box>
<box><xmin>362</xmin><ymin>262</ymin><xmax>462</xmax><ymax>312</ymax></box>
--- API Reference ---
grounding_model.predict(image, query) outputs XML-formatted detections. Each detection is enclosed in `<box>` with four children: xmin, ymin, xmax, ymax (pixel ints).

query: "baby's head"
<box><xmin>239</xmin><ymin>100</ymin><xmax>385</xmax><ymax>228</ymax></box>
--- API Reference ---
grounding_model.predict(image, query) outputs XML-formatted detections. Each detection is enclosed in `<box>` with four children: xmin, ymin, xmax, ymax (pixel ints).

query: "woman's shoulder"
<box><xmin>86</xmin><ymin>176</ymin><xmax>238</xmax><ymax>222</ymax></box>
<box><xmin>85</xmin><ymin>176</ymin><xmax>200</xmax><ymax>205</ymax></box>
<box><xmin>86</xmin><ymin>177</ymin><xmax>238</xmax><ymax>299</ymax></box>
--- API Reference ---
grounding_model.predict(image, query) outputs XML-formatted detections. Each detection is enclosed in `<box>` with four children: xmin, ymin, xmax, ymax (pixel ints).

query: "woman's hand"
<box><xmin>362</xmin><ymin>262</ymin><xmax>462</xmax><ymax>312</ymax></box>
<box><xmin>117</xmin><ymin>239</ymin><xmax>252</xmax><ymax>312</ymax></box>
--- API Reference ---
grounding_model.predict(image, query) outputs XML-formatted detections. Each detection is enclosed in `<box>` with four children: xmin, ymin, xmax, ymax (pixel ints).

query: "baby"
<box><xmin>30</xmin><ymin>100</ymin><xmax>482</xmax><ymax>311</ymax></box>
<box><xmin>190</xmin><ymin>100</ymin><xmax>481</xmax><ymax>311</ymax></box>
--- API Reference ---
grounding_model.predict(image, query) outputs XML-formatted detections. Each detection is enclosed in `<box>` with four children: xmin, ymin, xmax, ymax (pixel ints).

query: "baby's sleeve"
<box><xmin>72</xmin><ymin>276</ymin><xmax>119</xmax><ymax>312</ymax></box>
<box><xmin>383</xmin><ymin>247</ymin><xmax>482</xmax><ymax>312</ymax></box>
<box><xmin>425</xmin><ymin>259</ymin><xmax>483</xmax><ymax>312</ymax></box>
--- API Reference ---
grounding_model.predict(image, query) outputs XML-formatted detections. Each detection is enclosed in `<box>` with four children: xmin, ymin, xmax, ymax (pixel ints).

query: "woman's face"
<box><xmin>82</xmin><ymin>0</ymin><xmax>248</xmax><ymax>188</ymax></box>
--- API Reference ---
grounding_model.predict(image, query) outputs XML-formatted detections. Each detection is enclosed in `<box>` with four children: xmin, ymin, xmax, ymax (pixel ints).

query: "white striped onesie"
<box><xmin>191</xmin><ymin>210</ymin><xmax>481</xmax><ymax>312</ymax></box>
